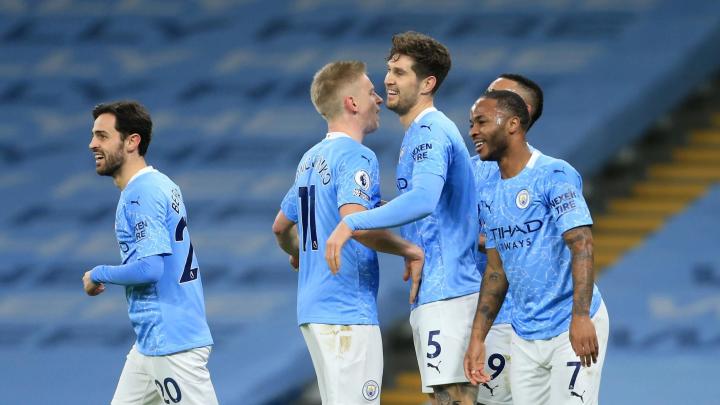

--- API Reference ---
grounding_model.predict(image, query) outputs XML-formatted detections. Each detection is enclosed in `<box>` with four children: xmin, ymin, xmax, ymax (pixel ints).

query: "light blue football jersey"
<box><xmin>396</xmin><ymin>108</ymin><xmax>481</xmax><ymax>307</ymax></box>
<box><xmin>281</xmin><ymin>133</ymin><xmax>381</xmax><ymax>326</ymax></box>
<box><xmin>471</xmin><ymin>156</ymin><xmax>512</xmax><ymax>325</ymax></box>
<box><xmin>484</xmin><ymin>150</ymin><xmax>602</xmax><ymax>340</ymax></box>
<box><xmin>115</xmin><ymin>167</ymin><xmax>213</xmax><ymax>356</ymax></box>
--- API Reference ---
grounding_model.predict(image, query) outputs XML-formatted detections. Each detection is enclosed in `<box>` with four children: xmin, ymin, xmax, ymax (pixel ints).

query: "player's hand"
<box><xmin>82</xmin><ymin>270</ymin><xmax>105</xmax><ymax>296</ymax></box>
<box><xmin>325</xmin><ymin>221</ymin><xmax>352</xmax><ymax>274</ymax></box>
<box><xmin>570</xmin><ymin>314</ymin><xmax>599</xmax><ymax>367</ymax></box>
<box><xmin>289</xmin><ymin>255</ymin><xmax>299</xmax><ymax>271</ymax></box>
<box><xmin>463</xmin><ymin>334</ymin><xmax>491</xmax><ymax>385</ymax></box>
<box><xmin>402</xmin><ymin>245</ymin><xmax>424</xmax><ymax>304</ymax></box>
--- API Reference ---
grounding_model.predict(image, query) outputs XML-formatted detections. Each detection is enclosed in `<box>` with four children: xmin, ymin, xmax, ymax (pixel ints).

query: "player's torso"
<box><xmin>293</xmin><ymin>138</ymin><xmax>380</xmax><ymax>324</ymax></box>
<box><xmin>485</xmin><ymin>154</ymin><xmax>599</xmax><ymax>338</ymax></box>
<box><xmin>115</xmin><ymin>170</ymin><xmax>211</xmax><ymax>354</ymax></box>
<box><xmin>397</xmin><ymin>111</ymin><xmax>480</xmax><ymax>306</ymax></box>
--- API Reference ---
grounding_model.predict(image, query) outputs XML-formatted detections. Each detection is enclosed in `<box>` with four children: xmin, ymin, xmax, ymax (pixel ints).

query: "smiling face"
<box><xmin>469</xmin><ymin>97</ymin><xmax>509</xmax><ymax>162</ymax></box>
<box><xmin>384</xmin><ymin>53</ymin><xmax>422</xmax><ymax>116</ymax></box>
<box><xmin>89</xmin><ymin>113</ymin><xmax>127</xmax><ymax>177</ymax></box>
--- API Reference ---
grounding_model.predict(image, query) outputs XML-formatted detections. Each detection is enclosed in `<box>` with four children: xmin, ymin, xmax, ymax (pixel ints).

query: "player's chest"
<box><xmin>486</xmin><ymin>182</ymin><xmax>549</xmax><ymax>230</ymax></box>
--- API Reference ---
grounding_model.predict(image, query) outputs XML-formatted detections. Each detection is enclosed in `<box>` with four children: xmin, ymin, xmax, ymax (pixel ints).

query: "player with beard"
<box><xmin>463</xmin><ymin>90</ymin><xmax>609</xmax><ymax>405</ymax></box>
<box><xmin>325</xmin><ymin>32</ymin><xmax>480</xmax><ymax>404</ymax></box>
<box><xmin>470</xmin><ymin>73</ymin><xmax>544</xmax><ymax>405</ymax></box>
<box><xmin>83</xmin><ymin>101</ymin><xmax>217</xmax><ymax>404</ymax></box>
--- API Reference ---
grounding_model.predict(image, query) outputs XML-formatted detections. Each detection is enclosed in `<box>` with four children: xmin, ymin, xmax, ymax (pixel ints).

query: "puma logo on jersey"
<box><xmin>571</xmin><ymin>390</ymin><xmax>585</xmax><ymax>403</ymax></box>
<box><xmin>420</xmin><ymin>124</ymin><xmax>432</xmax><ymax>131</ymax></box>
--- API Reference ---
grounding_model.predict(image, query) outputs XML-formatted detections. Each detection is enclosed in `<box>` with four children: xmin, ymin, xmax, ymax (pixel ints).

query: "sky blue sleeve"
<box><xmin>126</xmin><ymin>186</ymin><xmax>171</xmax><ymax>259</ymax></box>
<box><xmin>280</xmin><ymin>182</ymin><xmax>299</xmax><ymax>223</ymax></box>
<box><xmin>91</xmin><ymin>254</ymin><xmax>164</xmax><ymax>285</ymax></box>
<box><xmin>337</xmin><ymin>149</ymin><xmax>381</xmax><ymax>210</ymax></box>
<box><xmin>343</xmin><ymin>171</ymin><xmax>444</xmax><ymax>231</ymax></box>
<box><xmin>544</xmin><ymin>162</ymin><xmax>593</xmax><ymax>233</ymax></box>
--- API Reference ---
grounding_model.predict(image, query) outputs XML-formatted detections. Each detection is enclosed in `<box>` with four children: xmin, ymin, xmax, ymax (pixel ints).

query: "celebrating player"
<box><xmin>83</xmin><ymin>101</ymin><xmax>218</xmax><ymax>404</ymax></box>
<box><xmin>272</xmin><ymin>60</ymin><xmax>424</xmax><ymax>404</ymax></box>
<box><xmin>463</xmin><ymin>90</ymin><xmax>609</xmax><ymax>405</ymax></box>
<box><xmin>325</xmin><ymin>32</ymin><xmax>481</xmax><ymax>404</ymax></box>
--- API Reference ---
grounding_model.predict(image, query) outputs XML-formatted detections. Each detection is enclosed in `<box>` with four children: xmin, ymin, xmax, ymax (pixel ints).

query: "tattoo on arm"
<box><xmin>473</xmin><ymin>249</ymin><xmax>508</xmax><ymax>337</ymax></box>
<box><xmin>564</xmin><ymin>226</ymin><xmax>594</xmax><ymax>316</ymax></box>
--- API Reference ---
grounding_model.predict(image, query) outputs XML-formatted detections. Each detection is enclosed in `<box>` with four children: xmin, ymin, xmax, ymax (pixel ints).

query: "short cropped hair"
<box><xmin>387</xmin><ymin>31</ymin><xmax>451</xmax><ymax>95</ymax></box>
<box><xmin>310</xmin><ymin>60</ymin><xmax>366</xmax><ymax>120</ymax></box>
<box><xmin>497</xmin><ymin>73</ymin><xmax>544</xmax><ymax>127</ymax></box>
<box><xmin>482</xmin><ymin>89</ymin><xmax>530</xmax><ymax>131</ymax></box>
<box><xmin>92</xmin><ymin>101</ymin><xmax>153</xmax><ymax>156</ymax></box>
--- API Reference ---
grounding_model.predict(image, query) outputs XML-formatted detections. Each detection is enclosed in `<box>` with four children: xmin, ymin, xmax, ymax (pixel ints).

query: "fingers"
<box><xmin>408</xmin><ymin>272</ymin><xmax>420</xmax><ymax>304</ymax></box>
<box><xmin>324</xmin><ymin>242</ymin><xmax>341</xmax><ymax>274</ymax></box>
<box><xmin>402</xmin><ymin>264</ymin><xmax>410</xmax><ymax>282</ymax></box>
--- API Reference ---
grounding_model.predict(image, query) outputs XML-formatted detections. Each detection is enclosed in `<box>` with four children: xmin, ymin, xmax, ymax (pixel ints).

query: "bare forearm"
<box><xmin>471</xmin><ymin>261</ymin><xmax>508</xmax><ymax>339</ymax></box>
<box><xmin>353</xmin><ymin>229</ymin><xmax>416</xmax><ymax>258</ymax></box>
<box><xmin>565</xmin><ymin>226</ymin><xmax>594</xmax><ymax>316</ymax></box>
<box><xmin>274</xmin><ymin>231</ymin><xmax>299</xmax><ymax>257</ymax></box>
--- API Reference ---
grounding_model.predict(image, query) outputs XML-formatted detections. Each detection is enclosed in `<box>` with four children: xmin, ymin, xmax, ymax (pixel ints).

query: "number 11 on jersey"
<box><xmin>299</xmin><ymin>185</ymin><xmax>319</xmax><ymax>251</ymax></box>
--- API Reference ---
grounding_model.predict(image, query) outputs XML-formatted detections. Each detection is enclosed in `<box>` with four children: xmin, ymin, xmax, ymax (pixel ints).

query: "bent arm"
<box><xmin>563</xmin><ymin>225</ymin><xmax>594</xmax><ymax>316</ymax></box>
<box><xmin>272</xmin><ymin>210</ymin><xmax>299</xmax><ymax>257</ymax></box>
<box><xmin>470</xmin><ymin>248</ymin><xmax>508</xmax><ymax>340</ymax></box>
<box><xmin>91</xmin><ymin>254</ymin><xmax>164</xmax><ymax>286</ymax></box>
<box><xmin>340</xmin><ymin>204</ymin><xmax>421</xmax><ymax>258</ymax></box>
<box><xmin>343</xmin><ymin>172</ymin><xmax>444</xmax><ymax>231</ymax></box>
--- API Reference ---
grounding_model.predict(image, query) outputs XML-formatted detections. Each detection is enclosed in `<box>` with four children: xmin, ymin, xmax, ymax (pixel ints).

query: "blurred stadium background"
<box><xmin>1</xmin><ymin>0</ymin><xmax>719</xmax><ymax>404</ymax></box>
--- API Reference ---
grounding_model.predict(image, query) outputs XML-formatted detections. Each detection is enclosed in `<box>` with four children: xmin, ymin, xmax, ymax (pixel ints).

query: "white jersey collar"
<box><xmin>326</xmin><ymin>132</ymin><xmax>352</xmax><ymax>140</ymax></box>
<box><xmin>413</xmin><ymin>106</ymin><xmax>438</xmax><ymax>124</ymax></box>
<box><xmin>127</xmin><ymin>165</ymin><xmax>157</xmax><ymax>186</ymax></box>
<box><xmin>526</xmin><ymin>149</ymin><xmax>542</xmax><ymax>169</ymax></box>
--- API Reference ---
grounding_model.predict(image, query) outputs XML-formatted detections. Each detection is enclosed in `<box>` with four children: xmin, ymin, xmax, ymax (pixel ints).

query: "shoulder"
<box><xmin>533</xmin><ymin>154</ymin><xmax>582</xmax><ymax>185</ymax></box>
<box><xmin>338</xmin><ymin>140</ymin><xmax>378</xmax><ymax>164</ymax></box>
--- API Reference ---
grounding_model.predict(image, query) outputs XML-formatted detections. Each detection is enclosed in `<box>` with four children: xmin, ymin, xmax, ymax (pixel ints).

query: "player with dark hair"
<box><xmin>326</xmin><ymin>32</ymin><xmax>481</xmax><ymax>404</ymax></box>
<box><xmin>83</xmin><ymin>100</ymin><xmax>218</xmax><ymax>404</ymax></box>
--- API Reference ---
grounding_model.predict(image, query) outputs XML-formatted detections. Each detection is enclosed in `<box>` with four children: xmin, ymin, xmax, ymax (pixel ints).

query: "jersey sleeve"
<box><xmin>336</xmin><ymin>149</ymin><xmax>381</xmax><ymax>210</ymax></box>
<box><xmin>280</xmin><ymin>181</ymin><xmax>299</xmax><ymax>223</ymax></box>
<box><xmin>409</xmin><ymin>124</ymin><xmax>452</xmax><ymax>180</ymax></box>
<box><xmin>542</xmin><ymin>161</ymin><xmax>593</xmax><ymax>234</ymax></box>
<box><xmin>125</xmin><ymin>186</ymin><xmax>172</xmax><ymax>259</ymax></box>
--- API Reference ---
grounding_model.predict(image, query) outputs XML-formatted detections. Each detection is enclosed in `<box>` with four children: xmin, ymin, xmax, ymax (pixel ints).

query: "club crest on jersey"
<box><xmin>354</xmin><ymin>170</ymin><xmax>371</xmax><ymax>191</ymax></box>
<box><xmin>516</xmin><ymin>189</ymin><xmax>530</xmax><ymax>209</ymax></box>
<box><xmin>362</xmin><ymin>380</ymin><xmax>380</xmax><ymax>401</ymax></box>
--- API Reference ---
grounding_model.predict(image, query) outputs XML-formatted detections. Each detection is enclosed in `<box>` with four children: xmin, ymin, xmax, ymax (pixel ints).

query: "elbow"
<box><xmin>271</xmin><ymin>220</ymin><xmax>286</xmax><ymax>237</ymax></box>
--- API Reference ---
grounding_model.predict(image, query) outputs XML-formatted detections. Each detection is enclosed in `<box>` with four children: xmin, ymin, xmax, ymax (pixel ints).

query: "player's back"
<box><xmin>281</xmin><ymin>134</ymin><xmax>382</xmax><ymax>325</ymax></box>
<box><xmin>118</xmin><ymin>169</ymin><xmax>213</xmax><ymax>355</ymax></box>
<box><xmin>484</xmin><ymin>150</ymin><xmax>602</xmax><ymax>339</ymax></box>
<box><xmin>397</xmin><ymin>109</ymin><xmax>480</xmax><ymax>306</ymax></box>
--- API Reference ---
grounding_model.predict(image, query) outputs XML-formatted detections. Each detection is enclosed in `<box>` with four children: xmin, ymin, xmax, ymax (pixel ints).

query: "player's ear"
<box><xmin>420</xmin><ymin>75</ymin><xmax>437</xmax><ymax>95</ymax></box>
<box><xmin>506</xmin><ymin>116</ymin><xmax>521</xmax><ymax>134</ymax></box>
<box><xmin>125</xmin><ymin>133</ymin><xmax>141</xmax><ymax>153</ymax></box>
<box><xmin>343</xmin><ymin>95</ymin><xmax>359</xmax><ymax>114</ymax></box>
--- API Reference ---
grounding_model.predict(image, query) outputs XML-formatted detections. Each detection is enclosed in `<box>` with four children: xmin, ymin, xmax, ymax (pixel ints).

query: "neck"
<box><xmin>327</xmin><ymin>121</ymin><xmax>365</xmax><ymax>144</ymax></box>
<box><xmin>498</xmin><ymin>140</ymin><xmax>532</xmax><ymax>179</ymax></box>
<box><xmin>398</xmin><ymin>97</ymin><xmax>434</xmax><ymax>129</ymax></box>
<box><xmin>114</xmin><ymin>156</ymin><xmax>148</xmax><ymax>190</ymax></box>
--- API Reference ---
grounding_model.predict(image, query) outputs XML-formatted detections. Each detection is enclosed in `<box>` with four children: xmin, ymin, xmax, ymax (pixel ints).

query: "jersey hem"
<box><xmin>136</xmin><ymin>339</ymin><xmax>214</xmax><ymax>356</ymax></box>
